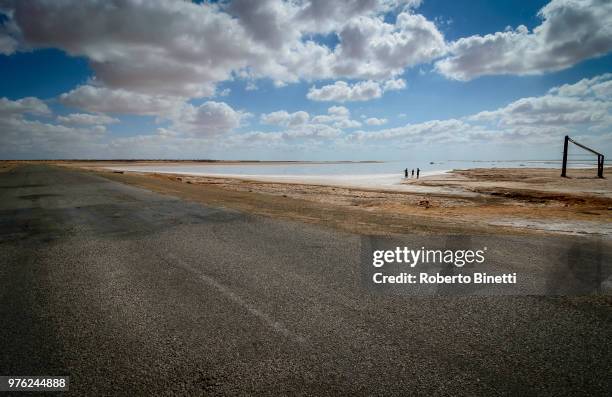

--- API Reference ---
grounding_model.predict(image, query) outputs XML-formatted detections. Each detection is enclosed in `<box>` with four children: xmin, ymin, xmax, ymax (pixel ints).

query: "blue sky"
<box><xmin>0</xmin><ymin>0</ymin><xmax>611</xmax><ymax>161</ymax></box>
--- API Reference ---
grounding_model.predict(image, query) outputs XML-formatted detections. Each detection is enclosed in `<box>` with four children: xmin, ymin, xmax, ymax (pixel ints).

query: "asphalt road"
<box><xmin>0</xmin><ymin>165</ymin><xmax>610</xmax><ymax>396</ymax></box>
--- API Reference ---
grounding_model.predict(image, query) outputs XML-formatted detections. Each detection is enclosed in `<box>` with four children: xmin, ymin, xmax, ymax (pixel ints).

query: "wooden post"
<box><xmin>598</xmin><ymin>155</ymin><xmax>604</xmax><ymax>178</ymax></box>
<box><xmin>561</xmin><ymin>135</ymin><xmax>569</xmax><ymax>177</ymax></box>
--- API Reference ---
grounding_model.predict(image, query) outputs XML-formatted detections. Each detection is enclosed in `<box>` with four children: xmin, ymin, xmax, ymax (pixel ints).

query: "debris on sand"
<box><xmin>418</xmin><ymin>200</ymin><xmax>431</xmax><ymax>208</ymax></box>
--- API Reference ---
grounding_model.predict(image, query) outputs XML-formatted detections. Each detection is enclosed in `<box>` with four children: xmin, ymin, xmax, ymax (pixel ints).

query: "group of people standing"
<box><xmin>404</xmin><ymin>168</ymin><xmax>420</xmax><ymax>179</ymax></box>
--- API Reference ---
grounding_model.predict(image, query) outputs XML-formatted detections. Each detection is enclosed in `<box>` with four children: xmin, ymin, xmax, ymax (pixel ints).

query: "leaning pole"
<box><xmin>561</xmin><ymin>135</ymin><xmax>569</xmax><ymax>177</ymax></box>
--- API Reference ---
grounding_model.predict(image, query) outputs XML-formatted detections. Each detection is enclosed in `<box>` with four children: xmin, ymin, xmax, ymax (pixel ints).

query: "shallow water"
<box><xmin>107</xmin><ymin>160</ymin><xmax>594</xmax><ymax>191</ymax></box>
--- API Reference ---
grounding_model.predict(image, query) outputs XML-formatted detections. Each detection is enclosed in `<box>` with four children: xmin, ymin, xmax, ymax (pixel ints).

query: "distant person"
<box><xmin>416</xmin><ymin>168</ymin><xmax>420</xmax><ymax>179</ymax></box>
<box><xmin>411</xmin><ymin>169</ymin><xmax>414</xmax><ymax>178</ymax></box>
<box><xmin>404</xmin><ymin>168</ymin><xmax>408</xmax><ymax>178</ymax></box>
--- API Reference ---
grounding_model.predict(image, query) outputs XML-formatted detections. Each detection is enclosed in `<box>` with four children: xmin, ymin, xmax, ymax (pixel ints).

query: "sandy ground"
<box><xmin>0</xmin><ymin>163</ymin><xmax>17</xmax><ymax>173</ymax></box>
<box><xmin>31</xmin><ymin>160</ymin><xmax>608</xmax><ymax>238</ymax></box>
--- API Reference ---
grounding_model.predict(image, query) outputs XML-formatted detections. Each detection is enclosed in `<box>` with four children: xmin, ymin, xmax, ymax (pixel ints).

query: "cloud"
<box><xmin>0</xmin><ymin>119</ymin><xmax>108</xmax><ymax>159</ymax></box>
<box><xmin>436</xmin><ymin>0</ymin><xmax>612</xmax><ymax>80</ymax></box>
<box><xmin>281</xmin><ymin>123</ymin><xmax>341</xmax><ymax>139</ymax></box>
<box><xmin>225</xmin><ymin>0</ymin><xmax>300</xmax><ymax>50</ymax></box>
<box><xmin>0</xmin><ymin>33</ymin><xmax>16</xmax><ymax>55</ymax></box>
<box><xmin>0</xmin><ymin>95</ymin><xmax>246</xmax><ymax>158</ymax></box>
<box><xmin>0</xmin><ymin>97</ymin><xmax>50</xmax><ymax>116</ymax></box>
<box><xmin>60</xmin><ymin>85</ymin><xmax>244</xmax><ymax>136</ymax></box>
<box><xmin>251</xmin><ymin>105</ymin><xmax>360</xmax><ymax>148</ymax></box>
<box><xmin>307</xmin><ymin>78</ymin><xmax>405</xmax><ymax>102</ymax></box>
<box><xmin>366</xmin><ymin>117</ymin><xmax>388</xmax><ymax>126</ymax></box>
<box><xmin>548</xmin><ymin>73</ymin><xmax>612</xmax><ymax>99</ymax></box>
<box><xmin>7</xmin><ymin>0</ymin><xmax>244</xmax><ymax>97</ymax></box>
<box><xmin>331</xmin><ymin>12</ymin><xmax>446</xmax><ymax>79</ymax></box>
<box><xmin>308</xmin><ymin>81</ymin><xmax>382</xmax><ymax>102</ymax></box>
<box><xmin>0</xmin><ymin>7</ymin><xmax>18</xmax><ymax>55</ymax></box>
<box><xmin>349</xmin><ymin>73</ymin><xmax>612</xmax><ymax>145</ymax></box>
<box><xmin>311</xmin><ymin>105</ymin><xmax>361</xmax><ymax>128</ymax></box>
<box><xmin>328</xmin><ymin>105</ymin><xmax>350</xmax><ymax>117</ymax></box>
<box><xmin>173</xmin><ymin>101</ymin><xmax>246</xmax><ymax>136</ymax></box>
<box><xmin>468</xmin><ymin>74</ymin><xmax>612</xmax><ymax>128</ymax></box>
<box><xmin>3</xmin><ymin>0</ymin><xmax>445</xmax><ymax>99</ymax></box>
<box><xmin>261</xmin><ymin>110</ymin><xmax>309</xmax><ymax>127</ymax></box>
<box><xmin>217</xmin><ymin>88</ymin><xmax>231</xmax><ymax>97</ymax></box>
<box><xmin>468</xmin><ymin>96</ymin><xmax>611</xmax><ymax>127</ymax></box>
<box><xmin>59</xmin><ymin>85</ymin><xmax>185</xmax><ymax>116</ymax></box>
<box><xmin>295</xmin><ymin>0</ymin><xmax>418</xmax><ymax>33</ymax></box>
<box><xmin>57</xmin><ymin>113</ymin><xmax>119</xmax><ymax>126</ymax></box>
<box><xmin>383</xmin><ymin>78</ymin><xmax>406</xmax><ymax>91</ymax></box>
<box><xmin>0</xmin><ymin>97</ymin><xmax>107</xmax><ymax>159</ymax></box>
<box><xmin>5</xmin><ymin>73</ymin><xmax>611</xmax><ymax>159</ymax></box>
<box><xmin>351</xmin><ymin>118</ymin><xmax>472</xmax><ymax>142</ymax></box>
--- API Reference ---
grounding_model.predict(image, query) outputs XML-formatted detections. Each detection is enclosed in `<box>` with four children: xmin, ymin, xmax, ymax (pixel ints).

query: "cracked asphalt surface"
<box><xmin>0</xmin><ymin>165</ymin><xmax>610</xmax><ymax>395</ymax></box>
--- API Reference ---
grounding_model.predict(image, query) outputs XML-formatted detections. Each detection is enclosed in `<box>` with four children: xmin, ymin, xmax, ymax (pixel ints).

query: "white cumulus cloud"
<box><xmin>348</xmin><ymin>73</ymin><xmax>612</xmax><ymax>147</ymax></box>
<box><xmin>436</xmin><ymin>0</ymin><xmax>612</xmax><ymax>80</ymax></box>
<box><xmin>261</xmin><ymin>110</ymin><xmax>310</xmax><ymax>127</ymax></box>
<box><xmin>0</xmin><ymin>97</ymin><xmax>50</xmax><ymax>117</ymax></box>
<box><xmin>3</xmin><ymin>0</ymin><xmax>445</xmax><ymax>100</ymax></box>
<box><xmin>0</xmin><ymin>33</ymin><xmax>17</xmax><ymax>55</ymax></box>
<box><xmin>173</xmin><ymin>101</ymin><xmax>246</xmax><ymax>136</ymax></box>
<box><xmin>311</xmin><ymin>106</ymin><xmax>361</xmax><ymax>128</ymax></box>
<box><xmin>57</xmin><ymin>113</ymin><xmax>119</xmax><ymax>126</ymax></box>
<box><xmin>59</xmin><ymin>85</ymin><xmax>185</xmax><ymax>117</ymax></box>
<box><xmin>0</xmin><ymin>97</ymin><xmax>108</xmax><ymax>159</ymax></box>
<box><xmin>366</xmin><ymin>117</ymin><xmax>388</xmax><ymax>126</ymax></box>
<box><xmin>307</xmin><ymin>78</ymin><xmax>406</xmax><ymax>102</ymax></box>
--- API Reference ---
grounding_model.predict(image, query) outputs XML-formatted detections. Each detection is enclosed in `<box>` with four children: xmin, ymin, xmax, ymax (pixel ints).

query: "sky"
<box><xmin>0</xmin><ymin>0</ymin><xmax>611</xmax><ymax>161</ymax></box>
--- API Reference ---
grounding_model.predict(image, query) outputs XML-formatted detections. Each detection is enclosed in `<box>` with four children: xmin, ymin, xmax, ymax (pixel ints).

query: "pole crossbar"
<box><xmin>561</xmin><ymin>135</ymin><xmax>605</xmax><ymax>178</ymax></box>
<box><xmin>567</xmin><ymin>137</ymin><xmax>603</xmax><ymax>156</ymax></box>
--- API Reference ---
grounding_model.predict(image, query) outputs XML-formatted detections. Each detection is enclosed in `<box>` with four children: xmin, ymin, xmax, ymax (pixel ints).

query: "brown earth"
<box><xmin>6</xmin><ymin>161</ymin><xmax>610</xmax><ymax>236</ymax></box>
<box><xmin>40</xmin><ymin>162</ymin><xmax>610</xmax><ymax>238</ymax></box>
